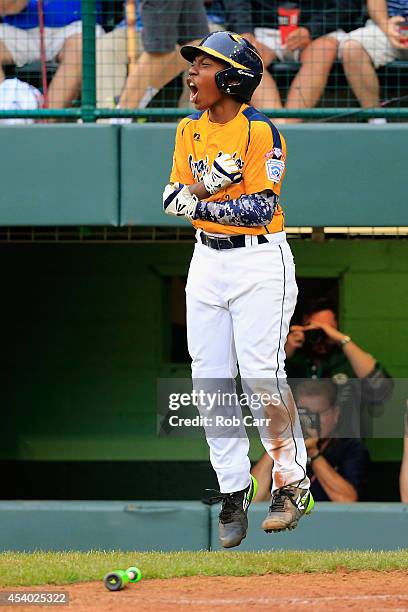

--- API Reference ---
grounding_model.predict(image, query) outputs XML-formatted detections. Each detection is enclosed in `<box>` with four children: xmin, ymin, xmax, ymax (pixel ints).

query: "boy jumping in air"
<box><xmin>163</xmin><ymin>31</ymin><xmax>313</xmax><ymax>548</ymax></box>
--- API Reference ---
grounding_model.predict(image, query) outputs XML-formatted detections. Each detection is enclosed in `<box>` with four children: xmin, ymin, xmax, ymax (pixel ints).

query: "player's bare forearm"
<box><xmin>188</xmin><ymin>182</ymin><xmax>211</xmax><ymax>200</ymax></box>
<box><xmin>0</xmin><ymin>0</ymin><xmax>27</xmax><ymax>15</ymax></box>
<box><xmin>311</xmin><ymin>456</ymin><xmax>358</xmax><ymax>502</ymax></box>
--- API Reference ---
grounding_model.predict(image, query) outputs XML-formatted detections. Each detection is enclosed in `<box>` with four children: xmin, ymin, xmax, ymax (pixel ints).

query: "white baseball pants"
<box><xmin>186</xmin><ymin>231</ymin><xmax>309</xmax><ymax>494</ymax></box>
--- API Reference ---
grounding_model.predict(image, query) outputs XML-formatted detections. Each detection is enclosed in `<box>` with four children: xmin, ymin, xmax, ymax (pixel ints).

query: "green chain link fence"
<box><xmin>0</xmin><ymin>0</ymin><xmax>407</xmax><ymax>121</ymax></box>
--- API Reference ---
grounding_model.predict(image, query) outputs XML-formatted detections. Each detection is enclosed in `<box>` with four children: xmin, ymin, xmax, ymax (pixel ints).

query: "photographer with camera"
<box><xmin>252</xmin><ymin>379</ymin><xmax>370</xmax><ymax>502</ymax></box>
<box><xmin>285</xmin><ymin>297</ymin><xmax>393</xmax><ymax>437</ymax></box>
<box><xmin>286</xmin><ymin>297</ymin><xmax>387</xmax><ymax>380</ymax></box>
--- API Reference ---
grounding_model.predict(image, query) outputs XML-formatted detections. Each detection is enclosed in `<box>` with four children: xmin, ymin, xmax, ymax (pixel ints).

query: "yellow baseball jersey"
<box><xmin>170</xmin><ymin>103</ymin><xmax>287</xmax><ymax>235</ymax></box>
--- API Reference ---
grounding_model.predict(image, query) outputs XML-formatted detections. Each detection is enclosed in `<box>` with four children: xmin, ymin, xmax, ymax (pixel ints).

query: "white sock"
<box><xmin>110</xmin><ymin>117</ymin><xmax>133</xmax><ymax>125</ymax></box>
<box><xmin>110</xmin><ymin>105</ymin><xmax>133</xmax><ymax>125</ymax></box>
<box><xmin>368</xmin><ymin>117</ymin><xmax>387</xmax><ymax>125</ymax></box>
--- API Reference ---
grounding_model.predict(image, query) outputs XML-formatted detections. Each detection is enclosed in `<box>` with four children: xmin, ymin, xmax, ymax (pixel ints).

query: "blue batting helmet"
<box><xmin>180</xmin><ymin>31</ymin><xmax>263</xmax><ymax>102</ymax></box>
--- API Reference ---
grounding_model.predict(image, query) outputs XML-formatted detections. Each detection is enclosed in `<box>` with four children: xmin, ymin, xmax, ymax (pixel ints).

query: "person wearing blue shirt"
<box><xmin>341</xmin><ymin>0</ymin><xmax>408</xmax><ymax>119</ymax></box>
<box><xmin>0</xmin><ymin>0</ymin><xmax>103</xmax><ymax>108</ymax></box>
<box><xmin>252</xmin><ymin>379</ymin><xmax>370</xmax><ymax>503</ymax></box>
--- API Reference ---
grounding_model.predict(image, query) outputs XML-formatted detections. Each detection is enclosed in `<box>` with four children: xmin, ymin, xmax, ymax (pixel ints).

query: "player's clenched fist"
<box><xmin>163</xmin><ymin>182</ymin><xmax>199</xmax><ymax>220</ymax></box>
<box><xmin>202</xmin><ymin>153</ymin><xmax>242</xmax><ymax>195</ymax></box>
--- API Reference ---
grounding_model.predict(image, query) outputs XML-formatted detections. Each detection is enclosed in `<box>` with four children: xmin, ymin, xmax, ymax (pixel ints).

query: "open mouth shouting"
<box><xmin>187</xmin><ymin>78</ymin><xmax>199</xmax><ymax>104</ymax></box>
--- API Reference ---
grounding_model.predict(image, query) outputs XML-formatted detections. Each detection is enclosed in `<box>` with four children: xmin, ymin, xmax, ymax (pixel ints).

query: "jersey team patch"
<box><xmin>266</xmin><ymin>159</ymin><xmax>285</xmax><ymax>183</ymax></box>
<box><xmin>265</xmin><ymin>147</ymin><xmax>284</xmax><ymax>160</ymax></box>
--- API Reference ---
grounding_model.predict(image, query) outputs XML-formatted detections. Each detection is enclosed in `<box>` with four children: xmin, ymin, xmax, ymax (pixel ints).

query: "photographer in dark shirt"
<box><xmin>285</xmin><ymin>297</ymin><xmax>393</xmax><ymax>437</ymax></box>
<box><xmin>253</xmin><ymin>379</ymin><xmax>370</xmax><ymax>502</ymax></box>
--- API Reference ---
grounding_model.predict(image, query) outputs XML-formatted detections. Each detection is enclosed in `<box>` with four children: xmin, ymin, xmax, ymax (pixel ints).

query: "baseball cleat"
<box><xmin>262</xmin><ymin>486</ymin><xmax>314</xmax><ymax>533</ymax></box>
<box><xmin>213</xmin><ymin>475</ymin><xmax>258</xmax><ymax>548</ymax></box>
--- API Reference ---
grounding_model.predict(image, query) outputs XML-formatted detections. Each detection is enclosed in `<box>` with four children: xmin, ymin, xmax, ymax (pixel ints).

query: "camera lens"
<box><xmin>297</xmin><ymin>406</ymin><xmax>320</xmax><ymax>437</ymax></box>
<box><xmin>304</xmin><ymin>328</ymin><xmax>326</xmax><ymax>347</ymax></box>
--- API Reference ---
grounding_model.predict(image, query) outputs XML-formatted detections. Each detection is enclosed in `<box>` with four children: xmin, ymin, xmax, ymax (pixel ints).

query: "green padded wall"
<box><xmin>210</xmin><ymin>503</ymin><xmax>408</xmax><ymax>551</ymax></box>
<box><xmin>282</xmin><ymin>124</ymin><xmax>408</xmax><ymax>227</ymax></box>
<box><xmin>0</xmin><ymin>501</ymin><xmax>407</xmax><ymax>552</ymax></box>
<box><xmin>0</xmin><ymin>126</ymin><xmax>119</xmax><ymax>226</ymax></box>
<box><xmin>121</xmin><ymin>125</ymin><xmax>179</xmax><ymax>227</ymax></box>
<box><xmin>0</xmin><ymin>239</ymin><xmax>407</xmax><ymax>464</ymax></box>
<box><xmin>0</xmin><ymin>501</ymin><xmax>209</xmax><ymax>552</ymax></box>
<box><xmin>0</xmin><ymin>125</ymin><xmax>406</xmax><ymax>227</ymax></box>
<box><xmin>120</xmin><ymin>124</ymin><xmax>408</xmax><ymax>227</ymax></box>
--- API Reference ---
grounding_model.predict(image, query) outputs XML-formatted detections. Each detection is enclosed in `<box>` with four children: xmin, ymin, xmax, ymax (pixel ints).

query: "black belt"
<box><xmin>199</xmin><ymin>232</ymin><xmax>269</xmax><ymax>250</ymax></box>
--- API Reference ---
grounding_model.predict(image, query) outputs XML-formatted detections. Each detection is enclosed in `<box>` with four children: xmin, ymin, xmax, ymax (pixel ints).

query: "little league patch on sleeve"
<box><xmin>266</xmin><ymin>159</ymin><xmax>285</xmax><ymax>183</ymax></box>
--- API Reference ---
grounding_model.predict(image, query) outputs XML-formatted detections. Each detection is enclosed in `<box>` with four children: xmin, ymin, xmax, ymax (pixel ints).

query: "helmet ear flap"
<box><xmin>215</xmin><ymin>67</ymin><xmax>262</xmax><ymax>102</ymax></box>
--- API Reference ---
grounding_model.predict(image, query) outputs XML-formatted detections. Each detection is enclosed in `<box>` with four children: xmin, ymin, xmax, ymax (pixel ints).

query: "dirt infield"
<box><xmin>2</xmin><ymin>570</ymin><xmax>408</xmax><ymax>611</ymax></box>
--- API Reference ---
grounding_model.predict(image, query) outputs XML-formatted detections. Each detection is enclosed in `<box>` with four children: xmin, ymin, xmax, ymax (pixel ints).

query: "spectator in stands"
<box><xmin>285</xmin><ymin>297</ymin><xmax>393</xmax><ymax>436</ymax></box>
<box><xmin>251</xmin><ymin>0</ymin><xmax>365</xmax><ymax>119</ymax></box>
<box><xmin>400</xmin><ymin>402</ymin><xmax>408</xmax><ymax>502</ymax></box>
<box><xmin>0</xmin><ymin>0</ymin><xmax>103</xmax><ymax>109</ymax></box>
<box><xmin>252</xmin><ymin>379</ymin><xmax>370</xmax><ymax>502</ymax></box>
<box><xmin>205</xmin><ymin>0</ymin><xmax>253</xmax><ymax>38</ymax></box>
<box><xmin>96</xmin><ymin>1</ymin><xmax>143</xmax><ymax>109</ymax></box>
<box><xmin>116</xmin><ymin>0</ymin><xmax>209</xmax><ymax>112</ymax></box>
<box><xmin>175</xmin><ymin>0</ymin><xmax>365</xmax><ymax>116</ymax></box>
<box><xmin>341</xmin><ymin>0</ymin><xmax>408</xmax><ymax>121</ymax></box>
<box><xmin>98</xmin><ymin>1</ymin><xmax>363</xmax><ymax>118</ymax></box>
<box><xmin>97</xmin><ymin>1</ymin><xmax>254</xmax><ymax>111</ymax></box>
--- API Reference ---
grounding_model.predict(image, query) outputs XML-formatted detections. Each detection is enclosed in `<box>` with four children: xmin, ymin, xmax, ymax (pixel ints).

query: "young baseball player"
<box><xmin>163</xmin><ymin>31</ymin><xmax>313</xmax><ymax>548</ymax></box>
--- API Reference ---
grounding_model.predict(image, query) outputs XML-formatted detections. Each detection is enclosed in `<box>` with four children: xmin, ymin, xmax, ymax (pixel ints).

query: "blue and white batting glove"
<box><xmin>163</xmin><ymin>183</ymin><xmax>198</xmax><ymax>220</ymax></box>
<box><xmin>202</xmin><ymin>153</ymin><xmax>242</xmax><ymax>195</ymax></box>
